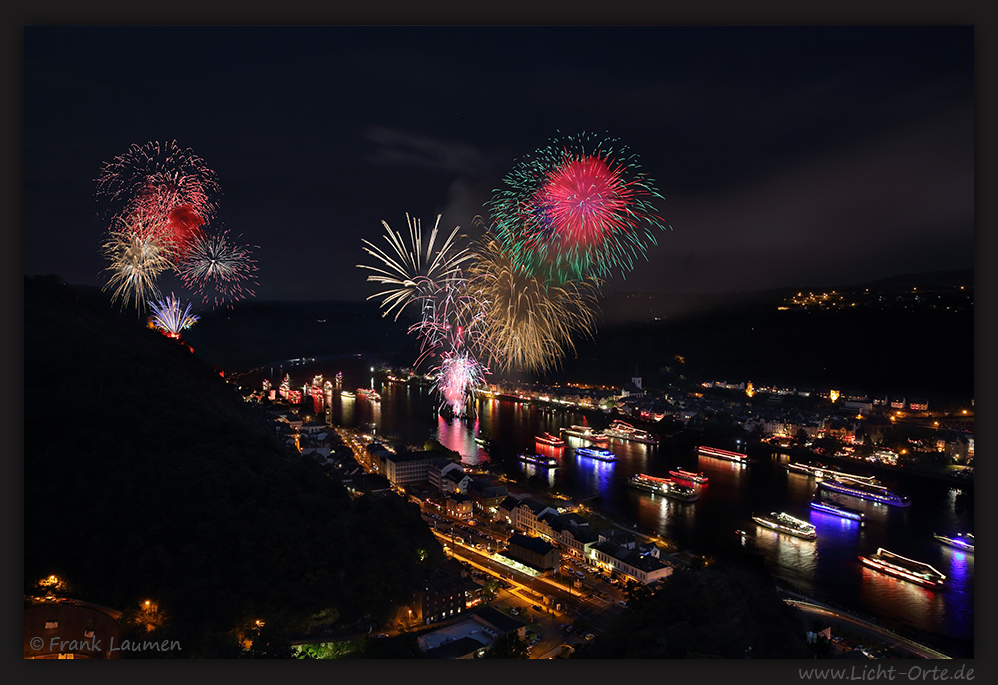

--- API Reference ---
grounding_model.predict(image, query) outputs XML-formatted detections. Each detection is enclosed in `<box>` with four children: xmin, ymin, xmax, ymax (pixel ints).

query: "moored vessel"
<box><xmin>752</xmin><ymin>511</ymin><xmax>817</xmax><ymax>540</ymax></box>
<box><xmin>859</xmin><ymin>548</ymin><xmax>946</xmax><ymax>588</ymax></box>
<box><xmin>627</xmin><ymin>473</ymin><xmax>698</xmax><ymax>501</ymax></box>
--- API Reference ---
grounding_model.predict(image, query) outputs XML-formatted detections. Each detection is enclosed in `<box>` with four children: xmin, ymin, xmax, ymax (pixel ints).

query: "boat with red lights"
<box><xmin>627</xmin><ymin>474</ymin><xmax>698</xmax><ymax>501</ymax></box>
<box><xmin>535</xmin><ymin>432</ymin><xmax>566</xmax><ymax>447</ymax></box>
<box><xmin>668</xmin><ymin>468</ymin><xmax>709</xmax><ymax>484</ymax></box>
<box><xmin>697</xmin><ymin>445</ymin><xmax>750</xmax><ymax>463</ymax></box>
<box><xmin>859</xmin><ymin>548</ymin><xmax>946</xmax><ymax>588</ymax></box>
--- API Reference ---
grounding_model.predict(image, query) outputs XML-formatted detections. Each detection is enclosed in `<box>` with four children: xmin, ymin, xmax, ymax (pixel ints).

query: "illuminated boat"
<box><xmin>933</xmin><ymin>532</ymin><xmax>974</xmax><ymax>552</ymax></box>
<box><xmin>561</xmin><ymin>425</ymin><xmax>595</xmax><ymax>438</ymax></box>
<box><xmin>603</xmin><ymin>420</ymin><xmax>659</xmax><ymax>445</ymax></box>
<box><xmin>340</xmin><ymin>390</ymin><xmax>356</xmax><ymax>399</ymax></box>
<box><xmin>575</xmin><ymin>446</ymin><xmax>617</xmax><ymax>462</ymax></box>
<box><xmin>818</xmin><ymin>479</ymin><xmax>910</xmax><ymax>507</ymax></box>
<box><xmin>668</xmin><ymin>468</ymin><xmax>709</xmax><ymax>484</ymax></box>
<box><xmin>535</xmin><ymin>432</ymin><xmax>566</xmax><ymax>447</ymax></box>
<box><xmin>752</xmin><ymin>512</ymin><xmax>817</xmax><ymax>540</ymax></box>
<box><xmin>519</xmin><ymin>453</ymin><xmax>559</xmax><ymax>468</ymax></box>
<box><xmin>697</xmin><ymin>445</ymin><xmax>750</xmax><ymax>463</ymax></box>
<box><xmin>627</xmin><ymin>474</ymin><xmax>698</xmax><ymax>501</ymax></box>
<box><xmin>809</xmin><ymin>498</ymin><xmax>865</xmax><ymax>522</ymax></box>
<box><xmin>587</xmin><ymin>431</ymin><xmax>610</xmax><ymax>444</ymax></box>
<box><xmin>787</xmin><ymin>461</ymin><xmax>879</xmax><ymax>484</ymax></box>
<box><xmin>859</xmin><ymin>548</ymin><xmax>946</xmax><ymax>588</ymax></box>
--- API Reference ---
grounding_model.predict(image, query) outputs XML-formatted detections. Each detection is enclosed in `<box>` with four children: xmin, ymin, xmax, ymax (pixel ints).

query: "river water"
<box><xmin>247</xmin><ymin>357</ymin><xmax>974</xmax><ymax>651</ymax></box>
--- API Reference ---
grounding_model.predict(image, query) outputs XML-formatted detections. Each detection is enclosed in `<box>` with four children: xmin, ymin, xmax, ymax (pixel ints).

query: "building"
<box><xmin>445</xmin><ymin>493</ymin><xmax>473</xmax><ymax>520</ymax></box>
<box><xmin>467</xmin><ymin>478</ymin><xmax>509</xmax><ymax>521</ymax></box>
<box><xmin>589</xmin><ymin>540</ymin><xmax>673</xmax><ymax>585</ymax></box>
<box><xmin>24</xmin><ymin>599</ymin><xmax>123</xmax><ymax>659</ymax></box>
<box><xmin>417</xmin><ymin>572</ymin><xmax>468</xmax><ymax>625</ymax></box>
<box><xmin>504</xmin><ymin>532</ymin><xmax>560</xmax><ymax>572</ymax></box>
<box><xmin>380</xmin><ymin>450</ymin><xmax>437</xmax><ymax>486</ymax></box>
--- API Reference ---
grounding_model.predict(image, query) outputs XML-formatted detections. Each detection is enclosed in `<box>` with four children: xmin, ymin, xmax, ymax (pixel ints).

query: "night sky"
<box><xmin>22</xmin><ymin>25</ymin><xmax>974</xmax><ymax>304</ymax></box>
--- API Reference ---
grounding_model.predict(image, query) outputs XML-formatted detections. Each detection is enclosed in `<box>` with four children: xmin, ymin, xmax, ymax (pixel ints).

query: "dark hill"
<box><xmin>23</xmin><ymin>275</ymin><xmax>444</xmax><ymax>656</ymax></box>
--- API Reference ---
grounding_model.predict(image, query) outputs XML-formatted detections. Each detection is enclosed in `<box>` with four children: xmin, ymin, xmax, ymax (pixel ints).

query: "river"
<box><xmin>244</xmin><ymin>357</ymin><xmax>974</xmax><ymax>653</ymax></box>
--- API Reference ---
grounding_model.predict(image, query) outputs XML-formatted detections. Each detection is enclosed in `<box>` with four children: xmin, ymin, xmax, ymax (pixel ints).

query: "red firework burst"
<box><xmin>531</xmin><ymin>155</ymin><xmax>632</xmax><ymax>249</ymax></box>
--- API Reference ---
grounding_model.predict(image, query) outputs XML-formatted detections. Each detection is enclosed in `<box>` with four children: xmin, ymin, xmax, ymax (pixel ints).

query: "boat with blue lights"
<box><xmin>818</xmin><ymin>478</ymin><xmax>910</xmax><ymax>507</ymax></box>
<box><xmin>933</xmin><ymin>532</ymin><xmax>974</xmax><ymax>553</ymax></box>
<box><xmin>859</xmin><ymin>548</ymin><xmax>946</xmax><ymax>588</ymax></box>
<box><xmin>575</xmin><ymin>446</ymin><xmax>617</xmax><ymax>462</ymax></box>
<box><xmin>809</xmin><ymin>498</ymin><xmax>865</xmax><ymax>522</ymax></box>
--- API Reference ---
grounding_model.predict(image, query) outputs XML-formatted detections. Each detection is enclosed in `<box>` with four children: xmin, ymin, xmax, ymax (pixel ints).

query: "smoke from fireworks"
<box><xmin>357</xmin><ymin>213</ymin><xmax>474</xmax><ymax>321</ymax></box>
<box><xmin>101</xmin><ymin>211</ymin><xmax>175</xmax><ymax>310</ymax></box>
<box><xmin>178</xmin><ymin>230</ymin><xmax>259</xmax><ymax>307</ymax></box>
<box><xmin>149</xmin><ymin>293</ymin><xmax>199</xmax><ymax>336</ymax></box>
<box><xmin>488</xmin><ymin>132</ymin><xmax>669</xmax><ymax>283</ymax></box>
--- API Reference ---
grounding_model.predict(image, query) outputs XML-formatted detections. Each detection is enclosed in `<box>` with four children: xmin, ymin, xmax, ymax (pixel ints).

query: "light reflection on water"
<box><xmin>254</xmin><ymin>359</ymin><xmax>973</xmax><ymax>645</ymax></box>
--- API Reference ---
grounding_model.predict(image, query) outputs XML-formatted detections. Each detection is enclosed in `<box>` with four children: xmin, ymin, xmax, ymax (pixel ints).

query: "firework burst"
<box><xmin>96</xmin><ymin>140</ymin><xmax>221</xmax><ymax>225</ymax></box>
<box><xmin>101</xmin><ymin>211</ymin><xmax>175</xmax><ymax>310</ymax></box>
<box><xmin>488</xmin><ymin>132</ymin><xmax>669</xmax><ymax>283</ymax></box>
<box><xmin>178</xmin><ymin>230</ymin><xmax>259</xmax><ymax>307</ymax></box>
<box><xmin>465</xmin><ymin>237</ymin><xmax>601</xmax><ymax>374</ymax></box>
<box><xmin>149</xmin><ymin>293</ymin><xmax>199</xmax><ymax>336</ymax></box>
<box><xmin>433</xmin><ymin>349</ymin><xmax>489</xmax><ymax>418</ymax></box>
<box><xmin>357</xmin><ymin>213</ymin><xmax>475</xmax><ymax>321</ymax></box>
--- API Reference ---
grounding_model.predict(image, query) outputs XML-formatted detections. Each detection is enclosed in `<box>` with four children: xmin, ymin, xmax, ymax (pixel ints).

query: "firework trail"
<box><xmin>178</xmin><ymin>229</ymin><xmax>259</xmax><ymax>308</ymax></box>
<box><xmin>357</xmin><ymin>213</ymin><xmax>475</xmax><ymax>321</ymax></box>
<box><xmin>488</xmin><ymin>132</ymin><xmax>669</xmax><ymax>283</ymax></box>
<box><xmin>149</xmin><ymin>293</ymin><xmax>199</xmax><ymax>336</ymax></box>
<box><xmin>101</xmin><ymin>211</ymin><xmax>175</xmax><ymax>310</ymax></box>
<box><xmin>96</xmin><ymin>140</ymin><xmax>221</xmax><ymax>224</ymax></box>
<box><xmin>465</xmin><ymin>236</ymin><xmax>601</xmax><ymax>374</ymax></box>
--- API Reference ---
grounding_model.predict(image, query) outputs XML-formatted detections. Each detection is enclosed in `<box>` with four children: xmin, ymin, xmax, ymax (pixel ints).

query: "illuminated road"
<box><xmin>783</xmin><ymin>597</ymin><xmax>952</xmax><ymax>659</ymax></box>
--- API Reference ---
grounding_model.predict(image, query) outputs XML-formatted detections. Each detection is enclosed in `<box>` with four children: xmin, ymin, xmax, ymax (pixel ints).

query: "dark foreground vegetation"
<box><xmin>24</xmin><ymin>275</ymin><xmax>445</xmax><ymax>657</ymax></box>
